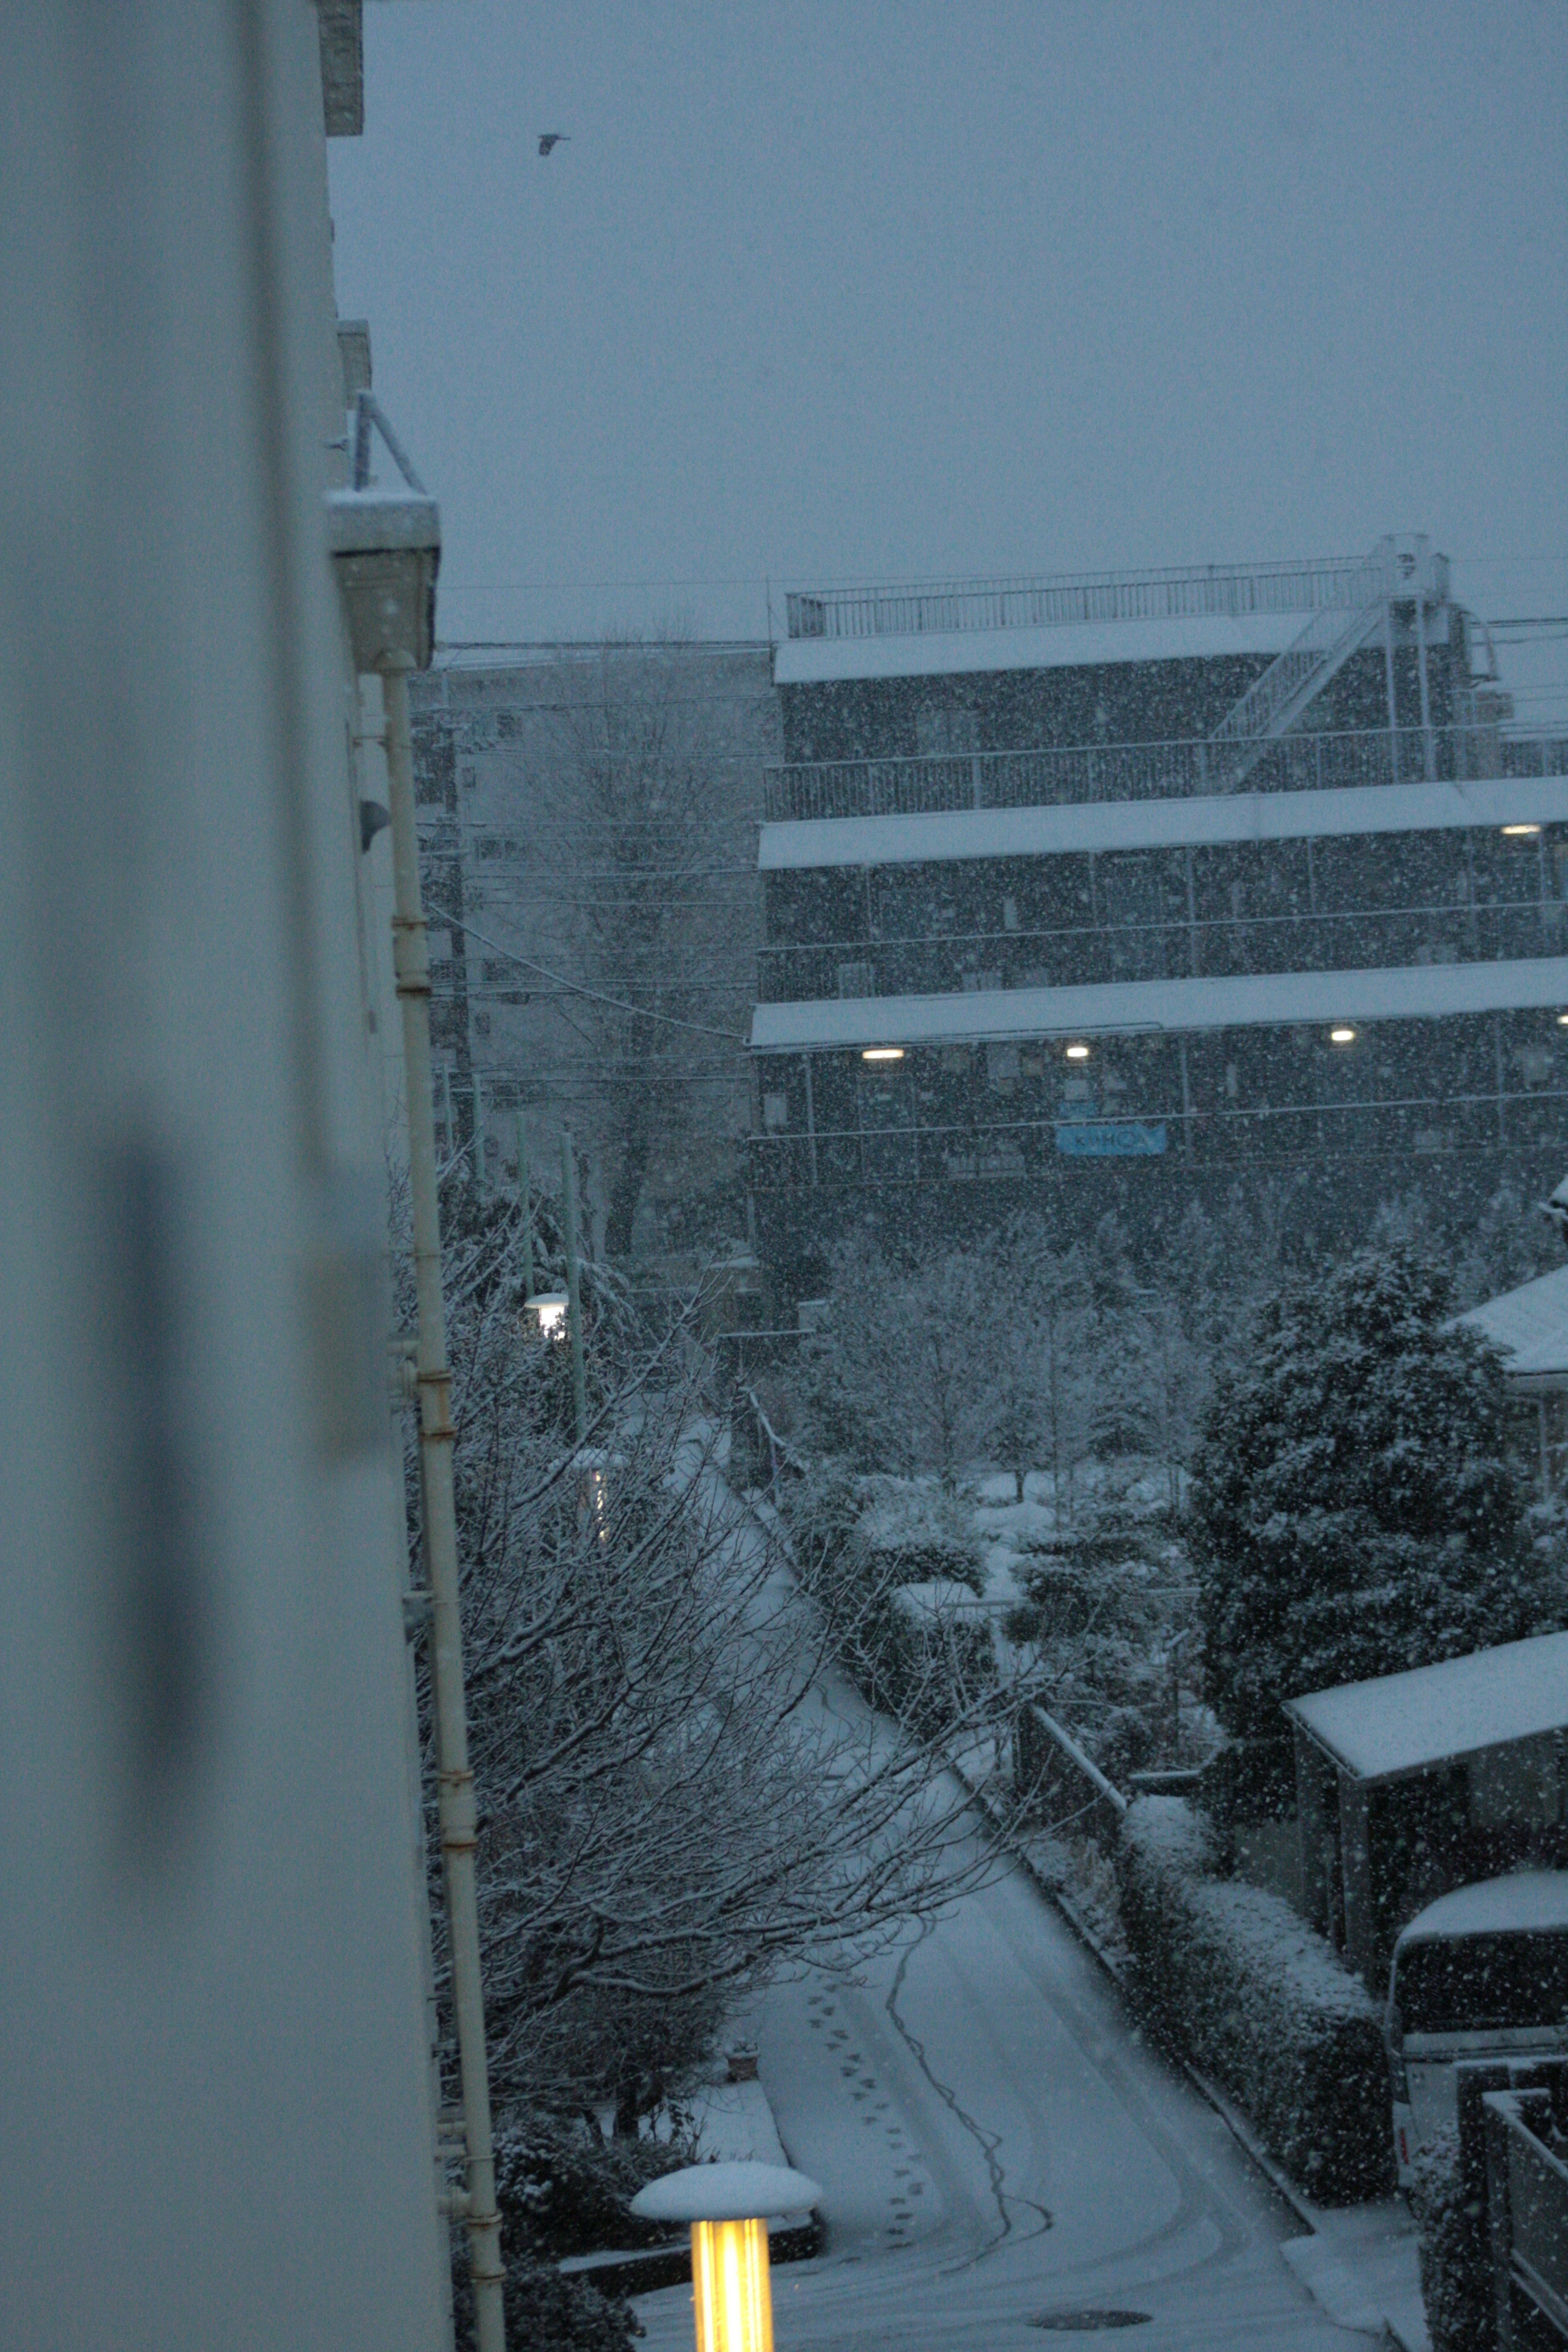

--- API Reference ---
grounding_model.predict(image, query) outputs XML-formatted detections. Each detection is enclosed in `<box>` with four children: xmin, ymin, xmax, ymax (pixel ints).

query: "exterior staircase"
<box><xmin>1206</xmin><ymin>542</ymin><xmax>1398</xmax><ymax>788</ymax></box>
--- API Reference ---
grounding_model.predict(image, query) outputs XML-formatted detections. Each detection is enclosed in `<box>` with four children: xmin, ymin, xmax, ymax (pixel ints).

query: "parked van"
<box><xmin>1386</xmin><ymin>1872</ymin><xmax>1568</xmax><ymax>2186</ymax></box>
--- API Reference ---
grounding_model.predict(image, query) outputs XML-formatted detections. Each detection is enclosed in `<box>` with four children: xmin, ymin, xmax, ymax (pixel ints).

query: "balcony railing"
<box><xmin>783</xmin><ymin>556</ymin><xmax>1372</xmax><ymax>643</ymax></box>
<box><xmin>764</xmin><ymin>724</ymin><xmax>1568</xmax><ymax>825</ymax></box>
<box><xmin>757</xmin><ymin>900</ymin><xmax>1565</xmax><ymax>1005</ymax></box>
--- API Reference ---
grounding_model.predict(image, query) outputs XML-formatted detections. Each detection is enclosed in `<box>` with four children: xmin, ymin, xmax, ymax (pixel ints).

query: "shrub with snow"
<box><xmin>1116</xmin><ymin>1797</ymin><xmax>1392</xmax><ymax>2199</ymax></box>
<box><xmin>1192</xmin><ymin>1245</ymin><xmax>1558</xmax><ymax>1738</ymax></box>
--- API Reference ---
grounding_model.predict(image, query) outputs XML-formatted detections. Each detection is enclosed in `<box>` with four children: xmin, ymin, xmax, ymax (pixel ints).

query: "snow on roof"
<box><xmin>758</xmin><ymin>776</ymin><xmax>1568</xmax><ymax>872</ymax></box>
<box><xmin>1396</xmin><ymin>1871</ymin><xmax>1568</xmax><ymax>1946</ymax></box>
<box><xmin>1285</xmin><ymin>1631</ymin><xmax>1568</xmax><ymax>1782</ymax></box>
<box><xmin>1457</xmin><ymin>1263</ymin><xmax>1568</xmax><ymax>1382</ymax></box>
<box><xmin>750</xmin><ymin>955</ymin><xmax>1568</xmax><ymax>1055</ymax></box>
<box><xmin>773</xmin><ymin>611</ymin><xmax>1308</xmax><ymax>687</ymax></box>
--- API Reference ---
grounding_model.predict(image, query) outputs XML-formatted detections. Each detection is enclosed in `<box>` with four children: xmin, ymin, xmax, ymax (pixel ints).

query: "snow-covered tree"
<box><xmin>1191</xmin><ymin>1245</ymin><xmax>1559</xmax><ymax>1738</ymax></box>
<box><xmin>405</xmin><ymin>1199</ymin><xmax>997</xmax><ymax>2123</ymax></box>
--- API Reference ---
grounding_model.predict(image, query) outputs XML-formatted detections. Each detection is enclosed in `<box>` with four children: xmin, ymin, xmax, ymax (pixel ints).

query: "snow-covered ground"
<box><xmin>634</xmin><ymin>1820</ymin><xmax>1383</xmax><ymax>2351</ymax></box>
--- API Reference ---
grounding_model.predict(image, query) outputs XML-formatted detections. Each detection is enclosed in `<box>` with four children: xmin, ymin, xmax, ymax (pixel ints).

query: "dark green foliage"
<box><xmin>451</xmin><ymin>2254</ymin><xmax>642</xmax><ymax>2352</ymax></box>
<box><xmin>1116</xmin><ymin>1798</ymin><xmax>1393</xmax><ymax>2200</ymax></box>
<box><xmin>451</xmin><ymin>2110</ymin><xmax>700</xmax><ymax>2352</ymax></box>
<box><xmin>1192</xmin><ymin>1246</ymin><xmax>1553</xmax><ymax>1736</ymax></box>
<box><xmin>491</xmin><ymin>2110</ymin><xmax>695</xmax><ymax>2259</ymax></box>
<box><xmin>1408</xmin><ymin>2130</ymin><xmax>1493</xmax><ymax>2352</ymax></box>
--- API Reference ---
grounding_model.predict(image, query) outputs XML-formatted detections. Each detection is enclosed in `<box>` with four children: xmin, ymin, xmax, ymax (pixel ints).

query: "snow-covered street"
<box><xmin>635</xmin><ymin>1829</ymin><xmax>1374</xmax><ymax>2351</ymax></box>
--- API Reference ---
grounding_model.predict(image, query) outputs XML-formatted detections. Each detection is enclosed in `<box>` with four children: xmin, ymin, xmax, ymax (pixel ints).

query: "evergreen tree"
<box><xmin>1192</xmin><ymin>1246</ymin><xmax>1557</xmax><ymax>1737</ymax></box>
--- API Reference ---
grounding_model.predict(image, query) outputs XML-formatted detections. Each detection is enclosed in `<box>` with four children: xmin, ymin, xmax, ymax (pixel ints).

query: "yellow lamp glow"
<box><xmin>1501</xmin><ymin>824</ymin><xmax>1541</xmax><ymax>837</ymax></box>
<box><xmin>693</xmin><ymin>2217</ymin><xmax>773</xmax><ymax>2352</ymax></box>
<box><xmin>1065</xmin><ymin>1042</ymin><xmax>1091</xmax><ymax>1061</ymax></box>
<box><xmin>1330</xmin><ymin>1025</ymin><xmax>1356</xmax><ymax>1044</ymax></box>
<box><xmin>861</xmin><ymin>1046</ymin><xmax>904</xmax><ymax>1062</ymax></box>
<box><xmin>628</xmin><ymin>2160</ymin><xmax>822</xmax><ymax>2352</ymax></box>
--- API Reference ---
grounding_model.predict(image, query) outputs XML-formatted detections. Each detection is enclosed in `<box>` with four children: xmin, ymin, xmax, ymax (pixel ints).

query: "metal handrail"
<box><xmin>763</xmin><ymin>724</ymin><xmax>1568</xmax><ymax>823</ymax></box>
<box><xmin>784</xmin><ymin>556</ymin><xmax>1371</xmax><ymax>642</ymax></box>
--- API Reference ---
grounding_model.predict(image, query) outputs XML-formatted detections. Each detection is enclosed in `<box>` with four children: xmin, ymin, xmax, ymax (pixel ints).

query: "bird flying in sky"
<box><xmin>537</xmin><ymin>133</ymin><xmax>569</xmax><ymax>156</ymax></box>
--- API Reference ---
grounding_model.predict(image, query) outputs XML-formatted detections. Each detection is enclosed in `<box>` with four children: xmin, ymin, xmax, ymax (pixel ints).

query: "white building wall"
<box><xmin>0</xmin><ymin>9</ymin><xmax>447</xmax><ymax>2346</ymax></box>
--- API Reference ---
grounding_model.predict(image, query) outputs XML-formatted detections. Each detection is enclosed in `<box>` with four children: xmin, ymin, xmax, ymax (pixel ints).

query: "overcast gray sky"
<box><xmin>329</xmin><ymin>1</ymin><xmax>1567</xmax><ymax>712</ymax></box>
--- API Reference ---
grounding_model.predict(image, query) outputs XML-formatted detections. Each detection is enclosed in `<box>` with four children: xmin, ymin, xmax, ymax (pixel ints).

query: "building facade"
<box><xmin>749</xmin><ymin>542</ymin><xmax>1568</xmax><ymax>1300</ymax></box>
<box><xmin>410</xmin><ymin>641</ymin><xmax>777</xmax><ymax>1263</ymax></box>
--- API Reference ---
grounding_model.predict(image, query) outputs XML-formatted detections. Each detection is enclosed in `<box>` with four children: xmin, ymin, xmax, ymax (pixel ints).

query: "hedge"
<box><xmin>1116</xmin><ymin>1796</ymin><xmax>1393</xmax><ymax>2200</ymax></box>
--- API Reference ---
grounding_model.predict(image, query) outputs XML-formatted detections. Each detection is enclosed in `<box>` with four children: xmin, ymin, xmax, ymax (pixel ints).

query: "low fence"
<box><xmin>727</xmin><ymin>1384</ymin><xmax>808</xmax><ymax>1502</ymax></box>
<box><xmin>783</xmin><ymin>557</ymin><xmax>1370</xmax><ymax>644</ymax></box>
<box><xmin>763</xmin><ymin>723</ymin><xmax>1567</xmax><ymax>823</ymax></box>
<box><xmin>1485</xmin><ymin>2085</ymin><xmax>1568</xmax><ymax>2347</ymax></box>
<box><xmin>1015</xmin><ymin>1701</ymin><xmax>1128</xmax><ymax>1849</ymax></box>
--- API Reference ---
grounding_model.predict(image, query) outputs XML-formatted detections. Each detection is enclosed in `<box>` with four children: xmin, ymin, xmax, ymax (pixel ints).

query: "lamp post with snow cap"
<box><xmin>630</xmin><ymin>2162</ymin><xmax>823</xmax><ymax>2352</ymax></box>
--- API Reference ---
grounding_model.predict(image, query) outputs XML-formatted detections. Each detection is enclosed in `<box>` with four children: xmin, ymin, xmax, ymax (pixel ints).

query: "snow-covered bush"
<box><xmin>1192</xmin><ymin>1245</ymin><xmax>1559</xmax><ymax>1738</ymax></box>
<box><xmin>1407</xmin><ymin>2129</ymin><xmax>1493</xmax><ymax>2352</ymax></box>
<box><xmin>490</xmin><ymin>2110</ymin><xmax>695</xmax><ymax>2259</ymax></box>
<box><xmin>1116</xmin><ymin>1797</ymin><xmax>1392</xmax><ymax>2198</ymax></box>
<box><xmin>849</xmin><ymin>1477</ymin><xmax>986</xmax><ymax>1595</ymax></box>
<box><xmin>781</xmin><ymin>1472</ymin><xmax>994</xmax><ymax>1730</ymax></box>
<box><xmin>450</xmin><ymin>2254</ymin><xmax>640</xmax><ymax>2352</ymax></box>
<box><xmin>861</xmin><ymin>1579</ymin><xmax>997</xmax><ymax>1735</ymax></box>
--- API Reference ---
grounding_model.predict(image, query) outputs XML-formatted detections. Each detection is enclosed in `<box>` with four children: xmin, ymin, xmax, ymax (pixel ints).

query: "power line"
<box><xmin>447</xmin><ymin>913</ymin><xmax>748</xmax><ymax>1044</ymax></box>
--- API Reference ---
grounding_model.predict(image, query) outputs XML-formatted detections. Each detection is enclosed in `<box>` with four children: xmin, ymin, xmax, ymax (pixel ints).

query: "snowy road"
<box><xmin>633</xmin><ymin>1829</ymin><xmax>1375</xmax><ymax>2351</ymax></box>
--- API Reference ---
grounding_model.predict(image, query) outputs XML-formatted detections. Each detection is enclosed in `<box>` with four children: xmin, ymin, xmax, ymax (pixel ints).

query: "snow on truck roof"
<box><xmin>1457</xmin><ymin>1263</ymin><xmax>1568</xmax><ymax>1383</ymax></box>
<box><xmin>1396</xmin><ymin>1871</ymin><xmax>1568</xmax><ymax>1948</ymax></box>
<box><xmin>1286</xmin><ymin>1630</ymin><xmax>1568</xmax><ymax>1783</ymax></box>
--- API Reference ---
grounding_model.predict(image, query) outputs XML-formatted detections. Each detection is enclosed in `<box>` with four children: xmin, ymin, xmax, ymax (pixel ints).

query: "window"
<box><xmin>1394</xmin><ymin>1931</ymin><xmax>1568</xmax><ymax>2034</ymax></box>
<box><xmin>915</xmin><ymin>704</ymin><xmax>978</xmax><ymax>757</ymax></box>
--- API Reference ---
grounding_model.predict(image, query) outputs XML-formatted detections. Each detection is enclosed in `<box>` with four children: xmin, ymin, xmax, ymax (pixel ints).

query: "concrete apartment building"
<box><xmin>410</xmin><ymin>641</ymin><xmax>777</xmax><ymax>1263</ymax></box>
<box><xmin>748</xmin><ymin>539</ymin><xmax>1568</xmax><ymax>1300</ymax></box>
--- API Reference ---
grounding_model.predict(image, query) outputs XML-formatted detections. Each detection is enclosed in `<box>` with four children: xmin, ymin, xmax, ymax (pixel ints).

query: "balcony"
<box><xmin>764</xmin><ymin>724</ymin><xmax>1568</xmax><ymax>824</ymax></box>
<box><xmin>783</xmin><ymin>556</ymin><xmax>1376</xmax><ymax>644</ymax></box>
<box><xmin>757</xmin><ymin>899</ymin><xmax>1566</xmax><ymax>1006</ymax></box>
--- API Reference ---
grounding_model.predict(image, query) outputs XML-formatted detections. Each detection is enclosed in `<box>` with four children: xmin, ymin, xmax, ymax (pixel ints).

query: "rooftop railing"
<box><xmin>763</xmin><ymin>724</ymin><xmax>1568</xmax><ymax>825</ymax></box>
<box><xmin>783</xmin><ymin>557</ymin><xmax>1372</xmax><ymax>643</ymax></box>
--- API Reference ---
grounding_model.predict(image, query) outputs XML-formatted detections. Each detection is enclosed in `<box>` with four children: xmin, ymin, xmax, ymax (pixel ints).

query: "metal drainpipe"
<box><xmin>383</xmin><ymin>663</ymin><xmax>507</xmax><ymax>2352</ymax></box>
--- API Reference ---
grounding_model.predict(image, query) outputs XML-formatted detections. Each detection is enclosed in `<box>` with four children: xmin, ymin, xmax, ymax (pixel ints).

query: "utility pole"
<box><xmin>384</xmin><ymin>662</ymin><xmax>507</xmax><ymax>2352</ymax></box>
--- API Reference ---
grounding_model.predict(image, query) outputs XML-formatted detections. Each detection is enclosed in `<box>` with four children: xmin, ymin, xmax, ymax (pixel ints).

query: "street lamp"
<box><xmin>524</xmin><ymin>1290</ymin><xmax>569</xmax><ymax>1339</ymax></box>
<box><xmin>630</xmin><ymin>2162</ymin><xmax>822</xmax><ymax>2352</ymax></box>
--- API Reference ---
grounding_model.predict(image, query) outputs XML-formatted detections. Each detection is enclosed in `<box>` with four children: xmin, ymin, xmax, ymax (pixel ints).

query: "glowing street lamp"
<box><xmin>524</xmin><ymin>1289</ymin><xmax>569</xmax><ymax>1340</ymax></box>
<box><xmin>630</xmin><ymin>2162</ymin><xmax>822</xmax><ymax>2352</ymax></box>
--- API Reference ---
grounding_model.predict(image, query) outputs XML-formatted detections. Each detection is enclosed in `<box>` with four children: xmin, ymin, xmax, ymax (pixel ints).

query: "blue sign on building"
<box><xmin>1054</xmin><ymin>1120</ymin><xmax>1167</xmax><ymax>1157</ymax></box>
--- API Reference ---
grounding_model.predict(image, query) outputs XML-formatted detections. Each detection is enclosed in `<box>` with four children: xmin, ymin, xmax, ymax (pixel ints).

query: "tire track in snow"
<box><xmin>884</xmin><ymin>1916</ymin><xmax>1054</xmax><ymax>2270</ymax></box>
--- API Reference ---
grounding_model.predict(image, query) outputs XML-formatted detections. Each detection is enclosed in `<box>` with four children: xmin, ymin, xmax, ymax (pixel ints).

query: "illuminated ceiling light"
<box><xmin>1330</xmin><ymin>1026</ymin><xmax>1357</xmax><ymax>1045</ymax></box>
<box><xmin>861</xmin><ymin>1046</ymin><xmax>904</xmax><ymax>1062</ymax></box>
<box><xmin>1557</xmin><ymin>1013</ymin><xmax>1568</xmax><ymax>1027</ymax></box>
<box><xmin>1065</xmin><ymin>1042</ymin><xmax>1091</xmax><ymax>1061</ymax></box>
<box><xmin>1501</xmin><ymin>823</ymin><xmax>1541</xmax><ymax>837</ymax></box>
